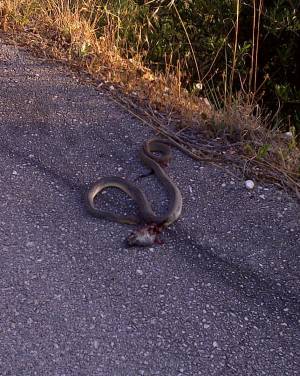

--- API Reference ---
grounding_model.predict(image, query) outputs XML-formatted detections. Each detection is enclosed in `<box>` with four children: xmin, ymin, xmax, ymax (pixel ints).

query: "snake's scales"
<box><xmin>85</xmin><ymin>138</ymin><xmax>182</xmax><ymax>228</ymax></box>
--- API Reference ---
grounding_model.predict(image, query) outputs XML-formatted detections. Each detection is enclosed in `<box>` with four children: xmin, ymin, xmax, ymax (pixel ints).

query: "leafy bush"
<box><xmin>102</xmin><ymin>0</ymin><xmax>300</xmax><ymax>131</ymax></box>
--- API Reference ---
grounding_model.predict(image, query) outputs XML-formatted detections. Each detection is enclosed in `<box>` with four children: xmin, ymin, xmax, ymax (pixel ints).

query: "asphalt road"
<box><xmin>0</xmin><ymin>37</ymin><xmax>299</xmax><ymax>376</ymax></box>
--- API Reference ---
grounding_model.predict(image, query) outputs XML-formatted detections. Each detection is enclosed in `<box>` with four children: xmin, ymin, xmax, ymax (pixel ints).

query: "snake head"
<box><xmin>126</xmin><ymin>224</ymin><xmax>163</xmax><ymax>247</ymax></box>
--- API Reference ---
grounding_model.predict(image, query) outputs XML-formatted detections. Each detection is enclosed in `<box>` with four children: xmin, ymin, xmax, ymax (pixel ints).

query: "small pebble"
<box><xmin>284</xmin><ymin>131</ymin><xmax>293</xmax><ymax>140</ymax></box>
<box><xmin>245</xmin><ymin>180</ymin><xmax>255</xmax><ymax>190</ymax></box>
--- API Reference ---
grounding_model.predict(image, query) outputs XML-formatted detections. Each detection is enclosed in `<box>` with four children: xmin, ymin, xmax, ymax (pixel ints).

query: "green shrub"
<box><xmin>99</xmin><ymin>0</ymin><xmax>300</xmax><ymax>132</ymax></box>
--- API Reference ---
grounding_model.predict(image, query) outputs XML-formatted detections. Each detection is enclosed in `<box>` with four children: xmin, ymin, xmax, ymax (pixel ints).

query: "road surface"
<box><xmin>0</xmin><ymin>37</ymin><xmax>299</xmax><ymax>375</ymax></box>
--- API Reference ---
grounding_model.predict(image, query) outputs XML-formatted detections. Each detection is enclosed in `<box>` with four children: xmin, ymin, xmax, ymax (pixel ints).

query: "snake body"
<box><xmin>85</xmin><ymin>139</ymin><xmax>182</xmax><ymax>228</ymax></box>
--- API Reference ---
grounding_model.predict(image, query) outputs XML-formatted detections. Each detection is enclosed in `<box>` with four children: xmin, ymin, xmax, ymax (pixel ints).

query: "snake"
<box><xmin>85</xmin><ymin>139</ymin><xmax>182</xmax><ymax>234</ymax></box>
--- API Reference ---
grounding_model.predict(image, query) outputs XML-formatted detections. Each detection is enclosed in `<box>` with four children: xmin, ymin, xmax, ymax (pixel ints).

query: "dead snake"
<box><xmin>85</xmin><ymin>138</ymin><xmax>182</xmax><ymax>245</ymax></box>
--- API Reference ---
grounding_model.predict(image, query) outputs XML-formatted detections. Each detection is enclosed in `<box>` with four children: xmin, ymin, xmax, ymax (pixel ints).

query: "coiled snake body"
<box><xmin>85</xmin><ymin>138</ymin><xmax>182</xmax><ymax>246</ymax></box>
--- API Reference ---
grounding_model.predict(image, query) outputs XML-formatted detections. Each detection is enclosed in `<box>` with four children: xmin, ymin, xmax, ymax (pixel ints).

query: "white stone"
<box><xmin>284</xmin><ymin>131</ymin><xmax>293</xmax><ymax>139</ymax></box>
<box><xmin>245</xmin><ymin>180</ymin><xmax>255</xmax><ymax>190</ymax></box>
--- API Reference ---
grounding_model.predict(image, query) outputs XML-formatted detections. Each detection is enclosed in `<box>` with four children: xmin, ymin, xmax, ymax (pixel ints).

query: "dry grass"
<box><xmin>0</xmin><ymin>0</ymin><xmax>299</xmax><ymax>196</ymax></box>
